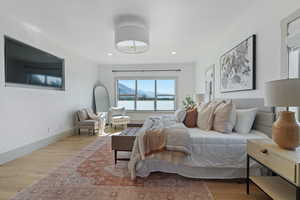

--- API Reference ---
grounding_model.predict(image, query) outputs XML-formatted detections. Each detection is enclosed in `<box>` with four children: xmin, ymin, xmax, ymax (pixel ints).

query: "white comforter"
<box><xmin>133</xmin><ymin>127</ymin><xmax>268</xmax><ymax>179</ymax></box>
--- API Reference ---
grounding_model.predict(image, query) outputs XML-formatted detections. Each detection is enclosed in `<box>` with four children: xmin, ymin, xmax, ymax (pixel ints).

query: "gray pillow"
<box><xmin>78</xmin><ymin>109</ymin><xmax>88</xmax><ymax>121</ymax></box>
<box><xmin>174</xmin><ymin>108</ymin><xmax>187</xmax><ymax>123</ymax></box>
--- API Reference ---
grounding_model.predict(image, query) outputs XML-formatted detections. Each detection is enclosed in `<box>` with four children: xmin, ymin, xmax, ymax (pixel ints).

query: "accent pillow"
<box><xmin>174</xmin><ymin>108</ymin><xmax>187</xmax><ymax>123</ymax></box>
<box><xmin>234</xmin><ymin>108</ymin><xmax>257</xmax><ymax>134</ymax></box>
<box><xmin>78</xmin><ymin>109</ymin><xmax>88</xmax><ymax>121</ymax></box>
<box><xmin>110</xmin><ymin>107</ymin><xmax>125</xmax><ymax>116</ymax></box>
<box><xmin>183</xmin><ymin>108</ymin><xmax>198</xmax><ymax>128</ymax></box>
<box><xmin>197</xmin><ymin>101</ymin><xmax>222</xmax><ymax>131</ymax></box>
<box><xmin>213</xmin><ymin>100</ymin><xmax>236</xmax><ymax>133</ymax></box>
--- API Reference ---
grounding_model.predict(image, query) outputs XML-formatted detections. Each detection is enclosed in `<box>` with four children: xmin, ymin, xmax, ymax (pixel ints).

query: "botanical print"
<box><xmin>205</xmin><ymin>65</ymin><xmax>215</xmax><ymax>101</ymax></box>
<box><xmin>220</xmin><ymin>35</ymin><xmax>256</xmax><ymax>93</ymax></box>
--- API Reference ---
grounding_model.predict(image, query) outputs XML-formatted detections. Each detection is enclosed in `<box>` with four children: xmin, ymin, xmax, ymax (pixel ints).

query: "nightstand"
<box><xmin>247</xmin><ymin>139</ymin><xmax>300</xmax><ymax>200</ymax></box>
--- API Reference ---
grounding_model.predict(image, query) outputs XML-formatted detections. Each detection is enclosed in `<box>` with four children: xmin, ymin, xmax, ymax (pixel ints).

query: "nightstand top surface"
<box><xmin>248</xmin><ymin>138</ymin><xmax>300</xmax><ymax>163</ymax></box>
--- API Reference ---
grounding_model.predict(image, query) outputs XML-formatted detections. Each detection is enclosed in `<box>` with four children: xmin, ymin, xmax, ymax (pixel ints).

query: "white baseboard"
<box><xmin>0</xmin><ymin>128</ymin><xmax>75</xmax><ymax>165</ymax></box>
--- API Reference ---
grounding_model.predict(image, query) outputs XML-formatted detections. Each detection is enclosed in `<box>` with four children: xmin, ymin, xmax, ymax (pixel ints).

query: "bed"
<box><xmin>132</xmin><ymin>98</ymin><xmax>275</xmax><ymax>179</ymax></box>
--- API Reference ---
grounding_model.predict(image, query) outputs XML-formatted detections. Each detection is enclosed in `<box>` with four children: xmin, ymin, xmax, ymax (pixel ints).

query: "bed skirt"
<box><xmin>136</xmin><ymin>159</ymin><xmax>262</xmax><ymax>179</ymax></box>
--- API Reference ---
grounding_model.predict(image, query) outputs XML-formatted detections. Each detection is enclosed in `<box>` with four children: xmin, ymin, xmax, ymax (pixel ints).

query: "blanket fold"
<box><xmin>128</xmin><ymin>115</ymin><xmax>192</xmax><ymax>180</ymax></box>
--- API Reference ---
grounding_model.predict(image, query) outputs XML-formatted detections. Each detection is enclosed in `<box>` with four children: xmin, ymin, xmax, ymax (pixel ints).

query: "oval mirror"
<box><xmin>94</xmin><ymin>85</ymin><xmax>110</xmax><ymax>113</ymax></box>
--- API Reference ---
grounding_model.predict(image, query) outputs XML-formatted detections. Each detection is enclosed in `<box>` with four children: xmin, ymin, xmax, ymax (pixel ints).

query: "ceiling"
<box><xmin>0</xmin><ymin>0</ymin><xmax>256</xmax><ymax>64</ymax></box>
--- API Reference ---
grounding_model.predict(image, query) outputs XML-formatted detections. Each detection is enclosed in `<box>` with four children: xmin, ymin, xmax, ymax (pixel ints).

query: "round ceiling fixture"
<box><xmin>114</xmin><ymin>15</ymin><xmax>149</xmax><ymax>54</ymax></box>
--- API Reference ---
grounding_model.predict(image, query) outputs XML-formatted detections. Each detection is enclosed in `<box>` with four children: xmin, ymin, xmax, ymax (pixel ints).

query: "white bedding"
<box><xmin>135</xmin><ymin>128</ymin><xmax>268</xmax><ymax>179</ymax></box>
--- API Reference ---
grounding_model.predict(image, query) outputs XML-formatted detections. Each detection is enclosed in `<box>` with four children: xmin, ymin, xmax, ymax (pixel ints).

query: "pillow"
<box><xmin>234</xmin><ymin>108</ymin><xmax>257</xmax><ymax>134</ymax></box>
<box><xmin>110</xmin><ymin>107</ymin><xmax>125</xmax><ymax>116</ymax></box>
<box><xmin>213</xmin><ymin>100</ymin><xmax>236</xmax><ymax>133</ymax></box>
<box><xmin>183</xmin><ymin>108</ymin><xmax>198</xmax><ymax>128</ymax></box>
<box><xmin>174</xmin><ymin>108</ymin><xmax>187</xmax><ymax>123</ymax></box>
<box><xmin>78</xmin><ymin>109</ymin><xmax>88</xmax><ymax>121</ymax></box>
<box><xmin>197</xmin><ymin>101</ymin><xmax>222</xmax><ymax>131</ymax></box>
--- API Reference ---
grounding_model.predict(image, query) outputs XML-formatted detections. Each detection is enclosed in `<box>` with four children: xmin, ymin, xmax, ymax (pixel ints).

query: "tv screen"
<box><xmin>5</xmin><ymin>36</ymin><xmax>65</xmax><ymax>90</ymax></box>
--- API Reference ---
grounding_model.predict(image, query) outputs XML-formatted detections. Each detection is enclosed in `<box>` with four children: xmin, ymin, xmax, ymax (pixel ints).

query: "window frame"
<box><xmin>281</xmin><ymin>12</ymin><xmax>300</xmax><ymax>123</ymax></box>
<box><xmin>115</xmin><ymin>77</ymin><xmax>177</xmax><ymax>112</ymax></box>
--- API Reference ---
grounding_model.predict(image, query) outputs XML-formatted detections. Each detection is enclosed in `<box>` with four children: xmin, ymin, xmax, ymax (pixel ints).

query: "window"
<box><xmin>288</xmin><ymin>48</ymin><xmax>300</xmax><ymax>122</ymax></box>
<box><xmin>287</xmin><ymin>18</ymin><xmax>300</xmax><ymax>122</ymax></box>
<box><xmin>116</xmin><ymin>79</ymin><xmax>176</xmax><ymax>111</ymax></box>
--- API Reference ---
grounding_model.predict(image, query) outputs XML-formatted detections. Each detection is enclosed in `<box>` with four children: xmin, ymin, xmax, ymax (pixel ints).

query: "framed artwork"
<box><xmin>205</xmin><ymin>65</ymin><xmax>215</xmax><ymax>102</ymax></box>
<box><xmin>220</xmin><ymin>35</ymin><xmax>256</xmax><ymax>93</ymax></box>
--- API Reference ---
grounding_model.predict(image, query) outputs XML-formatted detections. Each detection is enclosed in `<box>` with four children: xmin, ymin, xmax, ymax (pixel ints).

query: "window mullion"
<box><xmin>135</xmin><ymin>80</ymin><xmax>137</xmax><ymax>111</ymax></box>
<box><xmin>154</xmin><ymin>80</ymin><xmax>157</xmax><ymax>111</ymax></box>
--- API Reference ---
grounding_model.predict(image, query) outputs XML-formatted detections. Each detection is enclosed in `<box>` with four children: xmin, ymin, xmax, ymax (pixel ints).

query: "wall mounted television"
<box><xmin>5</xmin><ymin>36</ymin><xmax>65</xmax><ymax>90</ymax></box>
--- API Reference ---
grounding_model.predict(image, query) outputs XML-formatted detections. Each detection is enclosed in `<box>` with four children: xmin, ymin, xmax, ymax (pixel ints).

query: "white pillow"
<box><xmin>234</xmin><ymin>108</ymin><xmax>257</xmax><ymax>134</ymax></box>
<box><xmin>174</xmin><ymin>108</ymin><xmax>187</xmax><ymax>123</ymax></box>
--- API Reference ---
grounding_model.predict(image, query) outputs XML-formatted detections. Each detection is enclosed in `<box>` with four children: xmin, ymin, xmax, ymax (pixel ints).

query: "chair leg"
<box><xmin>78</xmin><ymin>128</ymin><xmax>81</xmax><ymax>135</ymax></box>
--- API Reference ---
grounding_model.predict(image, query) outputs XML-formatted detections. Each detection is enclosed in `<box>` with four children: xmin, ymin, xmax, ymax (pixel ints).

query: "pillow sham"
<box><xmin>213</xmin><ymin>100</ymin><xmax>236</xmax><ymax>133</ymax></box>
<box><xmin>234</xmin><ymin>108</ymin><xmax>257</xmax><ymax>134</ymax></box>
<box><xmin>197</xmin><ymin>101</ymin><xmax>222</xmax><ymax>131</ymax></box>
<box><xmin>183</xmin><ymin>108</ymin><xmax>198</xmax><ymax>128</ymax></box>
<box><xmin>174</xmin><ymin>108</ymin><xmax>187</xmax><ymax>123</ymax></box>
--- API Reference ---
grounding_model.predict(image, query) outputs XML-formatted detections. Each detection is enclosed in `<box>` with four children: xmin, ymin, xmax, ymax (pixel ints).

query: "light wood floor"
<box><xmin>0</xmin><ymin>132</ymin><xmax>270</xmax><ymax>200</ymax></box>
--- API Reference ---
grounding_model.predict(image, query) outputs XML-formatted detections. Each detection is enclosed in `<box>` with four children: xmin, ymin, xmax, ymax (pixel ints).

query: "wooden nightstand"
<box><xmin>247</xmin><ymin>139</ymin><xmax>300</xmax><ymax>200</ymax></box>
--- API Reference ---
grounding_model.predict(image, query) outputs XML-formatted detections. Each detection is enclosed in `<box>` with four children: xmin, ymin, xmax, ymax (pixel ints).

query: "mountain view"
<box><xmin>119</xmin><ymin>83</ymin><xmax>155</xmax><ymax>98</ymax></box>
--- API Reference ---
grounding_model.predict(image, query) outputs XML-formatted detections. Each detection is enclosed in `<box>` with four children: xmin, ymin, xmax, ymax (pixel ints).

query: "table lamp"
<box><xmin>264</xmin><ymin>78</ymin><xmax>300</xmax><ymax>150</ymax></box>
<box><xmin>194</xmin><ymin>93</ymin><xmax>205</xmax><ymax>105</ymax></box>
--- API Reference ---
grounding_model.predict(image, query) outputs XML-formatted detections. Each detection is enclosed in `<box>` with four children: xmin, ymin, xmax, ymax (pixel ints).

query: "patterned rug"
<box><xmin>10</xmin><ymin>131</ymin><xmax>213</xmax><ymax>200</ymax></box>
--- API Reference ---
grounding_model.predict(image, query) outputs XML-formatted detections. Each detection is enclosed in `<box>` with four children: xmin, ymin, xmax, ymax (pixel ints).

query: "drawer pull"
<box><xmin>260</xmin><ymin>149</ymin><xmax>268</xmax><ymax>154</ymax></box>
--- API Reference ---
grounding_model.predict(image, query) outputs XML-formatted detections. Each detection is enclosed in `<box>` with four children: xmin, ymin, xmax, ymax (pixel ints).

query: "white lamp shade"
<box><xmin>115</xmin><ymin>25</ymin><xmax>149</xmax><ymax>54</ymax></box>
<box><xmin>264</xmin><ymin>78</ymin><xmax>300</xmax><ymax>107</ymax></box>
<box><xmin>194</xmin><ymin>93</ymin><xmax>205</xmax><ymax>104</ymax></box>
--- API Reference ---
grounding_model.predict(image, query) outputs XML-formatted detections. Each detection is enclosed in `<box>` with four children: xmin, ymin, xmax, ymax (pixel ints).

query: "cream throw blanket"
<box><xmin>128</xmin><ymin>115</ymin><xmax>192</xmax><ymax>180</ymax></box>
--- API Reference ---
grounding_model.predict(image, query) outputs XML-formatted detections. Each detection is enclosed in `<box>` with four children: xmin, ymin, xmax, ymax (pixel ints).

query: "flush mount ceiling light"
<box><xmin>114</xmin><ymin>15</ymin><xmax>149</xmax><ymax>54</ymax></box>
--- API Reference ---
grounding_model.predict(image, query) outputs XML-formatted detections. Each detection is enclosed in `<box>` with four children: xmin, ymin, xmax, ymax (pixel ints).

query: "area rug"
<box><xmin>10</xmin><ymin>131</ymin><xmax>214</xmax><ymax>200</ymax></box>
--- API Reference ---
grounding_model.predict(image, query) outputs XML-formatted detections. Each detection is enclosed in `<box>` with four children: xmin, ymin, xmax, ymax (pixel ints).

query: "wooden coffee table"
<box><xmin>111</xmin><ymin>128</ymin><xmax>139</xmax><ymax>164</ymax></box>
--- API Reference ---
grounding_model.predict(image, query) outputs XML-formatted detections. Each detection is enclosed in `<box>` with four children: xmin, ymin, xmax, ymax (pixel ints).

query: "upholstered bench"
<box><xmin>111</xmin><ymin>128</ymin><xmax>139</xmax><ymax>164</ymax></box>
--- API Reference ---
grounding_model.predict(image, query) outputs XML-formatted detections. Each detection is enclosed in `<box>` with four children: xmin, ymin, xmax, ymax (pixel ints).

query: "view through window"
<box><xmin>117</xmin><ymin>79</ymin><xmax>176</xmax><ymax>111</ymax></box>
<box><xmin>288</xmin><ymin>48</ymin><xmax>300</xmax><ymax>122</ymax></box>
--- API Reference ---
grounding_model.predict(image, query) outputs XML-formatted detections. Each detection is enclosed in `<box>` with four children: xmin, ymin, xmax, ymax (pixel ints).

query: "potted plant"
<box><xmin>182</xmin><ymin>96</ymin><xmax>196</xmax><ymax>110</ymax></box>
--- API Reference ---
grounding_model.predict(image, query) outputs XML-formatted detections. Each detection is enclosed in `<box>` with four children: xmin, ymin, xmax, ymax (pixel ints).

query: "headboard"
<box><xmin>219</xmin><ymin>98</ymin><xmax>275</xmax><ymax>138</ymax></box>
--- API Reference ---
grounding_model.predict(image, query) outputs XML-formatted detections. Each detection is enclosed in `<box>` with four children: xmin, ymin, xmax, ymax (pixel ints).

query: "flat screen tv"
<box><xmin>5</xmin><ymin>36</ymin><xmax>65</xmax><ymax>90</ymax></box>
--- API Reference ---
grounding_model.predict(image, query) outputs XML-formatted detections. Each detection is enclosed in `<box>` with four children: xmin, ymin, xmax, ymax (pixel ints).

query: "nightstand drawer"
<box><xmin>248</xmin><ymin>140</ymin><xmax>296</xmax><ymax>183</ymax></box>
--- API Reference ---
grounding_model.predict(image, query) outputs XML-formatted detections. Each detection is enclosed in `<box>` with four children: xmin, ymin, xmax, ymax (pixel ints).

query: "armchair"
<box><xmin>75</xmin><ymin>108</ymin><xmax>106</xmax><ymax>135</ymax></box>
<box><xmin>109</xmin><ymin>107</ymin><xmax>130</xmax><ymax>129</ymax></box>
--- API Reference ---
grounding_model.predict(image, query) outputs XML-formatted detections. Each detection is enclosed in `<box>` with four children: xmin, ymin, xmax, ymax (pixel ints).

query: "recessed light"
<box><xmin>171</xmin><ymin>51</ymin><xmax>177</xmax><ymax>55</ymax></box>
<box><xmin>107</xmin><ymin>53</ymin><xmax>113</xmax><ymax>56</ymax></box>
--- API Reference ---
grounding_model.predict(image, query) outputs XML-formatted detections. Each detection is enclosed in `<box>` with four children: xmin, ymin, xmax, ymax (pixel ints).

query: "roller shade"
<box><xmin>287</xmin><ymin>17</ymin><xmax>300</xmax><ymax>48</ymax></box>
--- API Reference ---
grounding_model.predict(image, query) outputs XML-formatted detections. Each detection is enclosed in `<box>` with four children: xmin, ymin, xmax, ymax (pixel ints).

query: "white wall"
<box><xmin>195</xmin><ymin>0</ymin><xmax>300</xmax><ymax>99</ymax></box>
<box><xmin>0</xmin><ymin>16</ymin><xmax>99</xmax><ymax>154</ymax></box>
<box><xmin>99</xmin><ymin>63</ymin><xmax>196</xmax><ymax>123</ymax></box>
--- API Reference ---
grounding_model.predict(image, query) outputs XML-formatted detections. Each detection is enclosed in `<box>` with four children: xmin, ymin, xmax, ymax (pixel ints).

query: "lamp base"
<box><xmin>272</xmin><ymin>111</ymin><xmax>299</xmax><ymax>150</ymax></box>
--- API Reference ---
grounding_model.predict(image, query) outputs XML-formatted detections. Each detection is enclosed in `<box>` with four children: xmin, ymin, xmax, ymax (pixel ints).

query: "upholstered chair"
<box><xmin>109</xmin><ymin>107</ymin><xmax>130</xmax><ymax>129</ymax></box>
<box><xmin>75</xmin><ymin>108</ymin><xmax>105</xmax><ymax>135</ymax></box>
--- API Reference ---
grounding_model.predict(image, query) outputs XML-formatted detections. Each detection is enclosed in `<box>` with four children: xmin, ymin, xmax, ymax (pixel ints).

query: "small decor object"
<box><xmin>205</xmin><ymin>65</ymin><xmax>215</xmax><ymax>101</ymax></box>
<box><xmin>220</xmin><ymin>35</ymin><xmax>256</xmax><ymax>93</ymax></box>
<box><xmin>182</xmin><ymin>96</ymin><xmax>196</xmax><ymax>110</ymax></box>
<box><xmin>264</xmin><ymin>78</ymin><xmax>300</xmax><ymax>150</ymax></box>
